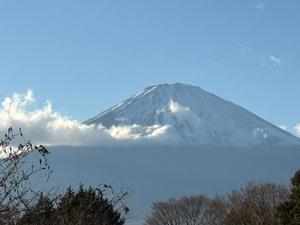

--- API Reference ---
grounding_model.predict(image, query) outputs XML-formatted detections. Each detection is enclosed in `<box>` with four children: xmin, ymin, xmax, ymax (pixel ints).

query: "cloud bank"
<box><xmin>0</xmin><ymin>90</ymin><xmax>171</xmax><ymax>146</ymax></box>
<box><xmin>1</xmin><ymin>90</ymin><xmax>298</xmax><ymax>147</ymax></box>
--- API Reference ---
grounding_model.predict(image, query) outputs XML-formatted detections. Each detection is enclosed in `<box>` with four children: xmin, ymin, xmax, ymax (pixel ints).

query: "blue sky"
<box><xmin>0</xmin><ymin>0</ymin><xmax>299</xmax><ymax>134</ymax></box>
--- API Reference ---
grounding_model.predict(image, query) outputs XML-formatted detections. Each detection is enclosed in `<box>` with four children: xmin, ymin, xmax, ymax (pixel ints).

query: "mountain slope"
<box><xmin>85</xmin><ymin>83</ymin><xmax>300</xmax><ymax>146</ymax></box>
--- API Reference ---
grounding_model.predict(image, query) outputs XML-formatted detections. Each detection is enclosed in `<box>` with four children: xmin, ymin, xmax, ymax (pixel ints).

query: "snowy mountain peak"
<box><xmin>85</xmin><ymin>83</ymin><xmax>300</xmax><ymax>147</ymax></box>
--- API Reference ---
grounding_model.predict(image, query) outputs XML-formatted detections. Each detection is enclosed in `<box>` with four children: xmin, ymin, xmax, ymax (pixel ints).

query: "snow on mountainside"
<box><xmin>84</xmin><ymin>83</ymin><xmax>300</xmax><ymax>147</ymax></box>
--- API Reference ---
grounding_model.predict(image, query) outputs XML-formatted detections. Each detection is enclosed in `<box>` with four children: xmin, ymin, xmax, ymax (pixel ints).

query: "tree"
<box><xmin>223</xmin><ymin>182</ymin><xmax>288</xmax><ymax>225</ymax></box>
<box><xmin>0</xmin><ymin>127</ymin><xmax>50</xmax><ymax>224</ymax></box>
<box><xmin>205</xmin><ymin>197</ymin><xmax>228</xmax><ymax>225</ymax></box>
<box><xmin>17</xmin><ymin>185</ymin><xmax>129</xmax><ymax>225</ymax></box>
<box><xmin>145</xmin><ymin>195</ymin><xmax>210</xmax><ymax>225</ymax></box>
<box><xmin>145</xmin><ymin>182</ymin><xmax>288</xmax><ymax>225</ymax></box>
<box><xmin>1</xmin><ymin>127</ymin><xmax>129</xmax><ymax>224</ymax></box>
<box><xmin>16</xmin><ymin>194</ymin><xmax>56</xmax><ymax>225</ymax></box>
<box><xmin>56</xmin><ymin>185</ymin><xmax>128</xmax><ymax>225</ymax></box>
<box><xmin>277</xmin><ymin>170</ymin><xmax>300</xmax><ymax>225</ymax></box>
<box><xmin>224</xmin><ymin>183</ymin><xmax>288</xmax><ymax>225</ymax></box>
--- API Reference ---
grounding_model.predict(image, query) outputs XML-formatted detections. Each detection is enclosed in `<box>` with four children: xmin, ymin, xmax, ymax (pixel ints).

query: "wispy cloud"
<box><xmin>214</xmin><ymin>62</ymin><xmax>222</xmax><ymax>68</ymax></box>
<box><xmin>269</xmin><ymin>56</ymin><xmax>281</xmax><ymax>65</ymax></box>
<box><xmin>260</xmin><ymin>57</ymin><xmax>266</xmax><ymax>68</ymax></box>
<box><xmin>256</xmin><ymin>2</ymin><xmax>265</xmax><ymax>11</ymax></box>
<box><xmin>239</xmin><ymin>43</ymin><xmax>253</xmax><ymax>54</ymax></box>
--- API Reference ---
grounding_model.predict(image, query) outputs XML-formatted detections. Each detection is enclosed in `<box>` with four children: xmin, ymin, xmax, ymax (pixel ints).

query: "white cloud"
<box><xmin>0</xmin><ymin>90</ymin><xmax>172</xmax><ymax>146</ymax></box>
<box><xmin>156</xmin><ymin>99</ymin><xmax>199</xmax><ymax>126</ymax></box>
<box><xmin>157</xmin><ymin>100</ymin><xmax>205</xmax><ymax>141</ymax></box>
<box><xmin>269</xmin><ymin>56</ymin><xmax>281</xmax><ymax>65</ymax></box>
<box><xmin>256</xmin><ymin>2</ymin><xmax>265</xmax><ymax>11</ymax></box>
<box><xmin>239</xmin><ymin>44</ymin><xmax>253</xmax><ymax>54</ymax></box>
<box><xmin>169</xmin><ymin>99</ymin><xmax>190</xmax><ymax>114</ymax></box>
<box><xmin>278</xmin><ymin>125</ymin><xmax>288</xmax><ymax>131</ymax></box>
<box><xmin>294</xmin><ymin>124</ymin><xmax>300</xmax><ymax>136</ymax></box>
<box><xmin>109</xmin><ymin>124</ymin><xmax>169</xmax><ymax>140</ymax></box>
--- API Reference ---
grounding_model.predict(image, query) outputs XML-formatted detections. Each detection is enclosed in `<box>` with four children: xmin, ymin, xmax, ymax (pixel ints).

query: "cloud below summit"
<box><xmin>0</xmin><ymin>90</ymin><xmax>171</xmax><ymax>146</ymax></box>
<box><xmin>1</xmin><ymin>88</ymin><xmax>299</xmax><ymax>147</ymax></box>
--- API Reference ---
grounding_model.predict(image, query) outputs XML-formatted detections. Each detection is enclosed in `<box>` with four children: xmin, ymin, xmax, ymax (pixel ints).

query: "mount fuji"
<box><xmin>85</xmin><ymin>83</ymin><xmax>300</xmax><ymax>147</ymax></box>
<box><xmin>47</xmin><ymin>83</ymin><xmax>300</xmax><ymax>224</ymax></box>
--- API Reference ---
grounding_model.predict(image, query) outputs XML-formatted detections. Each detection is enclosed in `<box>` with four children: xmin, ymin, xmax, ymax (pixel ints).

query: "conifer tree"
<box><xmin>277</xmin><ymin>170</ymin><xmax>300</xmax><ymax>225</ymax></box>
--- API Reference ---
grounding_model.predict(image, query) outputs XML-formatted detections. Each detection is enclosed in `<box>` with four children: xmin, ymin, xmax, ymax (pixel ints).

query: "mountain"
<box><xmin>85</xmin><ymin>83</ymin><xmax>300</xmax><ymax>147</ymax></box>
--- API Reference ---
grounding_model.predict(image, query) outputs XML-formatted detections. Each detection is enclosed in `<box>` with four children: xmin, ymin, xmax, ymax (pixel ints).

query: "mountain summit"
<box><xmin>85</xmin><ymin>83</ymin><xmax>300</xmax><ymax>146</ymax></box>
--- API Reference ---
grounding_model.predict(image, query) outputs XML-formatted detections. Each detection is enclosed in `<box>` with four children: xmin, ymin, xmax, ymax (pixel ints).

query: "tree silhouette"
<box><xmin>18</xmin><ymin>185</ymin><xmax>128</xmax><ymax>225</ymax></box>
<box><xmin>277</xmin><ymin>170</ymin><xmax>300</xmax><ymax>225</ymax></box>
<box><xmin>0</xmin><ymin>127</ymin><xmax>50</xmax><ymax>224</ymax></box>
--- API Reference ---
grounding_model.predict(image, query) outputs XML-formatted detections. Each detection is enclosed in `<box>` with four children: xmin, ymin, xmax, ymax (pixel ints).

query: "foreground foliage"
<box><xmin>0</xmin><ymin>128</ymin><xmax>128</xmax><ymax>225</ymax></box>
<box><xmin>277</xmin><ymin>170</ymin><xmax>300</xmax><ymax>225</ymax></box>
<box><xmin>0</xmin><ymin>127</ymin><xmax>50</xmax><ymax>224</ymax></box>
<box><xmin>17</xmin><ymin>185</ymin><xmax>128</xmax><ymax>225</ymax></box>
<box><xmin>145</xmin><ymin>182</ymin><xmax>288</xmax><ymax>225</ymax></box>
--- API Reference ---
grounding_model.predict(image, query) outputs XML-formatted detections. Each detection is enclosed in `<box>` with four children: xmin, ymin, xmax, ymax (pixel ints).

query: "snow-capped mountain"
<box><xmin>85</xmin><ymin>83</ymin><xmax>300</xmax><ymax>146</ymax></box>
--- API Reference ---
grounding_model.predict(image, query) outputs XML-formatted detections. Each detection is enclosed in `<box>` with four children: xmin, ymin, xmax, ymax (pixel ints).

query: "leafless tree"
<box><xmin>0</xmin><ymin>127</ymin><xmax>50</xmax><ymax>224</ymax></box>
<box><xmin>223</xmin><ymin>182</ymin><xmax>288</xmax><ymax>225</ymax></box>
<box><xmin>145</xmin><ymin>195</ymin><xmax>210</xmax><ymax>225</ymax></box>
<box><xmin>204</xmin><ymin>196</ymin><xmax>228</xmax><ymax>225</ymax></box>
<box><xmin>145</xmin><ymin>182</ymin><xmax>288</xmax><ymax>225</ymax></box>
